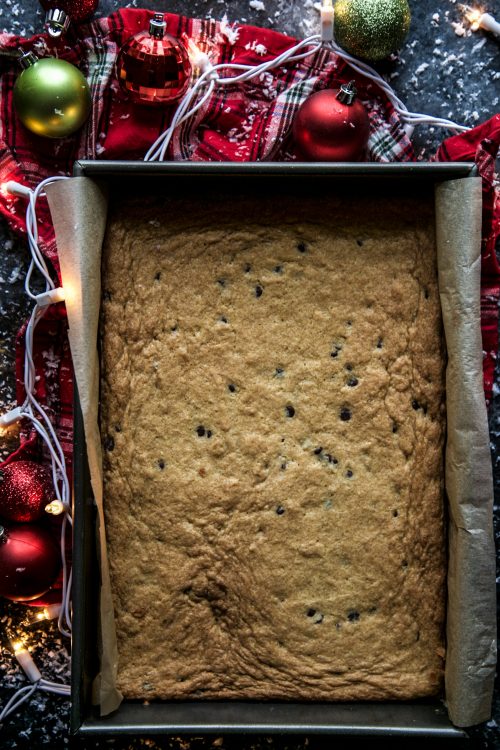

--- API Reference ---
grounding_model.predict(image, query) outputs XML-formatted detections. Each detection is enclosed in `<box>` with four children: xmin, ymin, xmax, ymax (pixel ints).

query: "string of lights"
<box><xmin>0</xmin><ymin>176</ymin><xmax>71</xmax><ymax>724</ymax></box>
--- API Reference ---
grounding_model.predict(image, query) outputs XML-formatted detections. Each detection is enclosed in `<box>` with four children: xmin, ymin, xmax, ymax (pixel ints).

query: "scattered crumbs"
<box><xmin>245</xmin><ymin>39</ymin><xmax>267</xmax><ymax>55</ymax></box>
<box><xmin>414</xmin><ymin>62</ymin><xmax>429</xmax><ymax>76</ymax></box>
<box><xmin>451</xmin><ymin>21</ymin><xmax>467</xmax><ymax>37</ymax></box>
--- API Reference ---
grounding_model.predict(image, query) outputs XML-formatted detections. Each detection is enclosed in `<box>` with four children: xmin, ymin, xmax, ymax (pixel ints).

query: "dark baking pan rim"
<box><xmin>71</xmin><ymin>161</ymin><xmax>474</xmax><ymax>738</ymax></box>
<box><xmin>73</xmin><ymin>160</ymin><xmax>477</xmax><ymax>179</ymax></box>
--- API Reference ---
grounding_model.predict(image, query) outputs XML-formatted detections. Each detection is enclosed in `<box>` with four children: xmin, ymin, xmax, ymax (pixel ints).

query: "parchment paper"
<box><xmin>46</xmin><ymin>178</ymin><xmax>122</xmax><ymax>716</ymax></box>
<box><xmin>435</xmin><ymin>178</ymin><xmax>497</xmax><ymax>727</ymax></box>
<box><xmin>45</xmin><ymin>174</ymin><xmax>496</xmax><ymax>726</ymax></box>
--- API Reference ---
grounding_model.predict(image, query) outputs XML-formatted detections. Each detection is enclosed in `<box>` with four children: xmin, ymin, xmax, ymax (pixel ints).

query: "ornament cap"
<box><xmin>18</xmin><ymin>48</ymin><xmax>39</xmax><ymax>70</ymax></box>
<box><xmin>337</xmin><ymin>80</ymin><xmax>357</xmax><ymax>105</ymax></box>
<box><xmin>149</xmin><ymin>12</ymin><xmax>167</xmax><ymax>39</ymax></box>
<box><xmin>45</xmin><ymin>9</ymin><xmax>71</xmax><ymax>39</ymax></box>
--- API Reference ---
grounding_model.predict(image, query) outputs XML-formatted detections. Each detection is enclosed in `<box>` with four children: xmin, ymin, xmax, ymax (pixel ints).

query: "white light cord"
<box><xmin>328</xmin><ymin>40</ymin><xmax>468</xmax><ymax>133</ymax></box>
<box><xmin>0</xmin><ymin>683</ymin><xmax>39</xmax><ymax>724</ymax></box>
<box><xmin>0</xmin><ymin>679</ymin><xmax>70</xmax><ymax>724</ymax></box>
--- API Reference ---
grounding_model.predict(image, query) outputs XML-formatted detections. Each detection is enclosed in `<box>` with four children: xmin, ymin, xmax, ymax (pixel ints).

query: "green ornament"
<box><xmin>13</xmin><ymin>50</ymin><xmax>91</xmax><ymax>139</ymax></box>
<box><xmin>334</xmin><ymin>0</ymin><xmax>411</xmax><ymax>61</ymax></box>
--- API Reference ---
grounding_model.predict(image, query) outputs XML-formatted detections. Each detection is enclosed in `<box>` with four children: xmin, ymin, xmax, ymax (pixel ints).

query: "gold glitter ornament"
<box><xmin>334</xmin><ymin>0</ymin><xmax>411</xmax><ymax>61</ymax></box>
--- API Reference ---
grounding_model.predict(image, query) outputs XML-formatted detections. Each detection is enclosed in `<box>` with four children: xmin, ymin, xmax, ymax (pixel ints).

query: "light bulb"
<box><xmin>321</xmin><ymin>0</ymin><xmax>334</xmax><ymax>41</ymax></box>
<box><xmin>45</xmin><ymin>500</ymin><xmax>65</xmax><ymax>516</ymax></box>
<box><xmin>26</xmin><ymin>602</ymin><xmax>62</xmax><ymax>625</ymax></box>
<box><xmin>460</xmin><ymin>4</ymin><xmax>500</xmax><ymax>36</ymax></box>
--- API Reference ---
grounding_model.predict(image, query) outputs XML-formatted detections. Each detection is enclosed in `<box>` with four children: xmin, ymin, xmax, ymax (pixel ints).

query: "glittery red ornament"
<box><xmin>39</xmin><ymin>0</ymin><xmax>99</xmax><ymax>38</ymax></box>
<box><xmin>0</xmin><ymin>522</ymin><xmax>60</xmax><ymax>601</ymax></box>
<box><xmin>293</xmin><ymin>81</ymin><xmax>370</xmax><ymax>162</ymax></box>
<box><xmin>0</xmin><ymin>460</ymin><xmax>53</xmax><ymax>523</ymax></box>
<box><xmin>116</xmin><ymin>13</ymin><xmax>192</xmax><ymax>106</ymax></box>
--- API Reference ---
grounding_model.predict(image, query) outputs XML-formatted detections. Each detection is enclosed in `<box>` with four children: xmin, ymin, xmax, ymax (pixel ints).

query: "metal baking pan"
<box><xmin>71</xmin><ymin>160</ymin><xmax>478</xmax><ymax>738</ymax></box>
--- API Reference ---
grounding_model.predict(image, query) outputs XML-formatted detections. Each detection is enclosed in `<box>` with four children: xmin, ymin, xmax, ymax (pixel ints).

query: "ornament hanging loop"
<box><xmin>337</xmin><ymin>80</ymin><xmax>357</xmax><ymax>105</ymax></box>
<box><xmin>18</xmin><ymin>48</ymin><xmax>38</xmax><ymax>70</ymax></box>
<box><xmin>150</xmin><ymin>12</ymin><xmax>167</xmax><ymax>39</ymax></box>
<box><xmin>45</xmin><ymin>9</ymin><xmax>71</xmax><ymax>39</ymax></box>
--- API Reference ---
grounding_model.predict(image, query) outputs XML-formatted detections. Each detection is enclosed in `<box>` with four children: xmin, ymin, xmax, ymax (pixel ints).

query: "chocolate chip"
<box><xmin>196</xmin><ymin>425</ymin><xmax>206</xmax><ymax>437</ymax></box>
<box><xmin>171</xmin><ymin>324</ymin><xmax>178</xmax><ymax>332</ymax></box>
<box><xmin>244</xmin><ymin>263</ymin><xmax>251</xmax><ymax>273</ymax></box>
<box><xmin>255</xmin><ymin>285</ymin><xmax>263</xmax><ymax>298</ymax></box>
<box><xmin>392</xmin><ymin>423</ymin><xmax>398</xmax><ymax>433</ymax></box>
<box><xmin>103</xmin><ymin>290</ymin><xmax>112</xmax><ymax>301</ymax></box>
<box><xmin>330</xmin><ymin>350</ymin><xmax>338</xmax><ymax>358</ymax></box>
<box><xmin>274</xmin><ymin>265</ymin><xmax>283</xmax><ymax>273</ymax></box>
<box><xmin>377</xmin><ymin>337</ymin><xmax>383</xmax><ymax>349</ymax></box>
<box><xmin>424</xmin><ymin>288</ymin><xmax>430</xmax><ymax>299</ymax></box>
<box><xmin>356</xmin><ymin>239</ymin><xmax>364</xmax><ymax>247</ymax></box>
<box><xmin>393</xmin><ymin>509</ymin><xmax>399</xmax><ymax>517</ymax></box>
<box><xmin>347</xmin><ymin>610</ymin><xmax>360</xmax><ymax>622</ymax></box>
<box><xmin>314</xmin><ymin>447</ymin><xmax>323</xmax><ymax>455</ymax></box>
<box><xmin>114</xmin><ymin>424</ymin><xmax>122</xmax><ymax>432</ymax></box>
<box><xmin>220</xmin><ymin>316</ymin><xmax>228</xmax><ymax>324</ymax></box>
<box><xmin>402</xmin><ymin>560</ymin><xmax>408</xmax><ymax>568</ymax></box>
<box><xmin>340</xmin><ymin>407</ymin><xmax>351</xmax><ymax>421</ymax></box>
<box><xmin>297</xmin><ymin>241</ymin><xmax>307</xmax><ymax>253</ymax></box>
<box><xmin>228</xmin><ymin>384</ymin><xmax>236</xmax><ymax>393</ymax></box>
<box><xmin>347</xmin><ymin>377</ymin><xmax>358</xmax><ymax>387</ymax></box>
<box><xmin>280</xmin><ymin>462</ymin><xmax>287</xmax><ymax>470</ymax></box>
<box><xmin>154</xmin><ymin>272</ymin><xmax>161</xmax><ymax>281</ymax></box>
<box><xmin>103</xmin><ymin>435</ymin><xmax>114</xmax><ymax>451</ymax></box>
<box><xmin>346</xmin><ymin>320</ymin><xmax>352</xmax><ymax>326</ymax></box>
<box><xmin>206</xmin><ymin>430</ymin><xmax>212</xmax><ymax>438</ymax></box>
<box><xmin>157</xmin><ymin>459</ymin><xmax>166</xmax><ymax>470</ymax></box>
<box><xmin>326</xmin><ymin>454</ymin><xmax>338</xmax><ymax>465</ymax></box>
<box><xmin>276</xmin><ymin>505</ymin><xmax>285</xmax><ymax>515</ymax></box>
<box><xmin>275</xmin><ymin>367</ymin><xmax>284</xmax><ymax>377</ymax></box>
<box><xmin>345</xmin><ymin>469</ymin><xmax>353</xmax><ymax>478</ymax></box>
<box><xmin>217</xmin><ymin>278</ymin><xmax>226</xmax><ymax>287</ymax></box>
<box><xmin>412</xmin><ymin>400</ymin><xmax>420</xmax><ymax>410</ymax></box>
<box><xmin>285</xmin><ymin>405</ymin><xmax>295</xmax><ymax>418</ymax></box>
<box><xmin>307</xmin><ymin>608</ymin><xmax>316</xmax><ymax>617</ymax></box>
<box><xmin>345</xmin><ymin>363</ymin><xmax>353</xmax><ymax>371</ymax></box>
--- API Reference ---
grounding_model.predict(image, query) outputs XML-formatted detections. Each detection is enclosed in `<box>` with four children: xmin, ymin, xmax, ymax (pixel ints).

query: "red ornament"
<box><xmin>0</xmin><ymin>460</ymin><xmax>53</xmax><ymax>523</ymax></box>
<box><xmin>0</xmin><ymin>522</ymin><xmax>60</xmax><ymax>601</ymax></box>
<box><xmin>293</xmin><ymin>81</ymin><xmax>370</xmax><ymax>162</ymax></box>
<box><xmin>116</xmin><ymin>13</ymin><xmax>192</xmax><ymax>106</ymax></box>
<box><xmin>39</xmin><ymin>0</ymin><xmax>99</xmax><ymax>38</ymax></box>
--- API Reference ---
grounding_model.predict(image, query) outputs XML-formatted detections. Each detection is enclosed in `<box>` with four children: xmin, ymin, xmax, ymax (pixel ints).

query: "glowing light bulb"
<box><xmin>460</xmin><ymin>4</ymin><xmax>500</xmax><ymax>36</ymax></box>
<box><xmin>186</xmin><ymin>37</ymin><xmax>212</xmax><ymax>75</ymax></box>
<box><xmin>35</xmin><ymin>287</ymin><xmax>66</xmax><ymax>307</ymax></box>
<box><xmin>45</xmin><ymin>500</ymin><xmax>65</xmax><ymax>516</ymax></box>
<box><xmin>320</xmin><ymin>0</ymin><xmax>334</xmax><ymax>41</ymax></box>
<box><xmin>8</xmin><ymin>634</ymin><xmax>42</xmax><ymax>682</ymax></box>
<box><xmin>11</xmin><ymin>639</ymin><xmax>26</xmax><ymax>654</ymax></box>
<box><xmin>2</xmin><ymin>180</ymin><xmax>32</xmax><ymax>199</ymax></box>
<box><xmin>26</xmin><ymin>602</ymin><xmax>62</xmax><ymax>625</ymax></box>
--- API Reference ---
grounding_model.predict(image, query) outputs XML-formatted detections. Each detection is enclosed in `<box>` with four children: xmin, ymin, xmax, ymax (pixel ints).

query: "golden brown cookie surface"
<box><xmin>101</xmin><ymin>191</ymin><xmax>446</xmax><ymax>701</ymax></box>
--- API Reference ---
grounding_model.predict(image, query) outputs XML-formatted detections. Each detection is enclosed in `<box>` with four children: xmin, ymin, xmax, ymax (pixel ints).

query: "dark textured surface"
<box><xmin>0</xmin><ymin>0</ymin><xmax>499</xmax><ymax>748</ymax></box>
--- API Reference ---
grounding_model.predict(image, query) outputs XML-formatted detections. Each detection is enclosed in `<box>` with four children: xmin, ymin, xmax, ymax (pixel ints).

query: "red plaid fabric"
<box><xmin>0</xmin><ymin>11</ymin><xmax>498</xmax><ymax>603</ymax></box>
